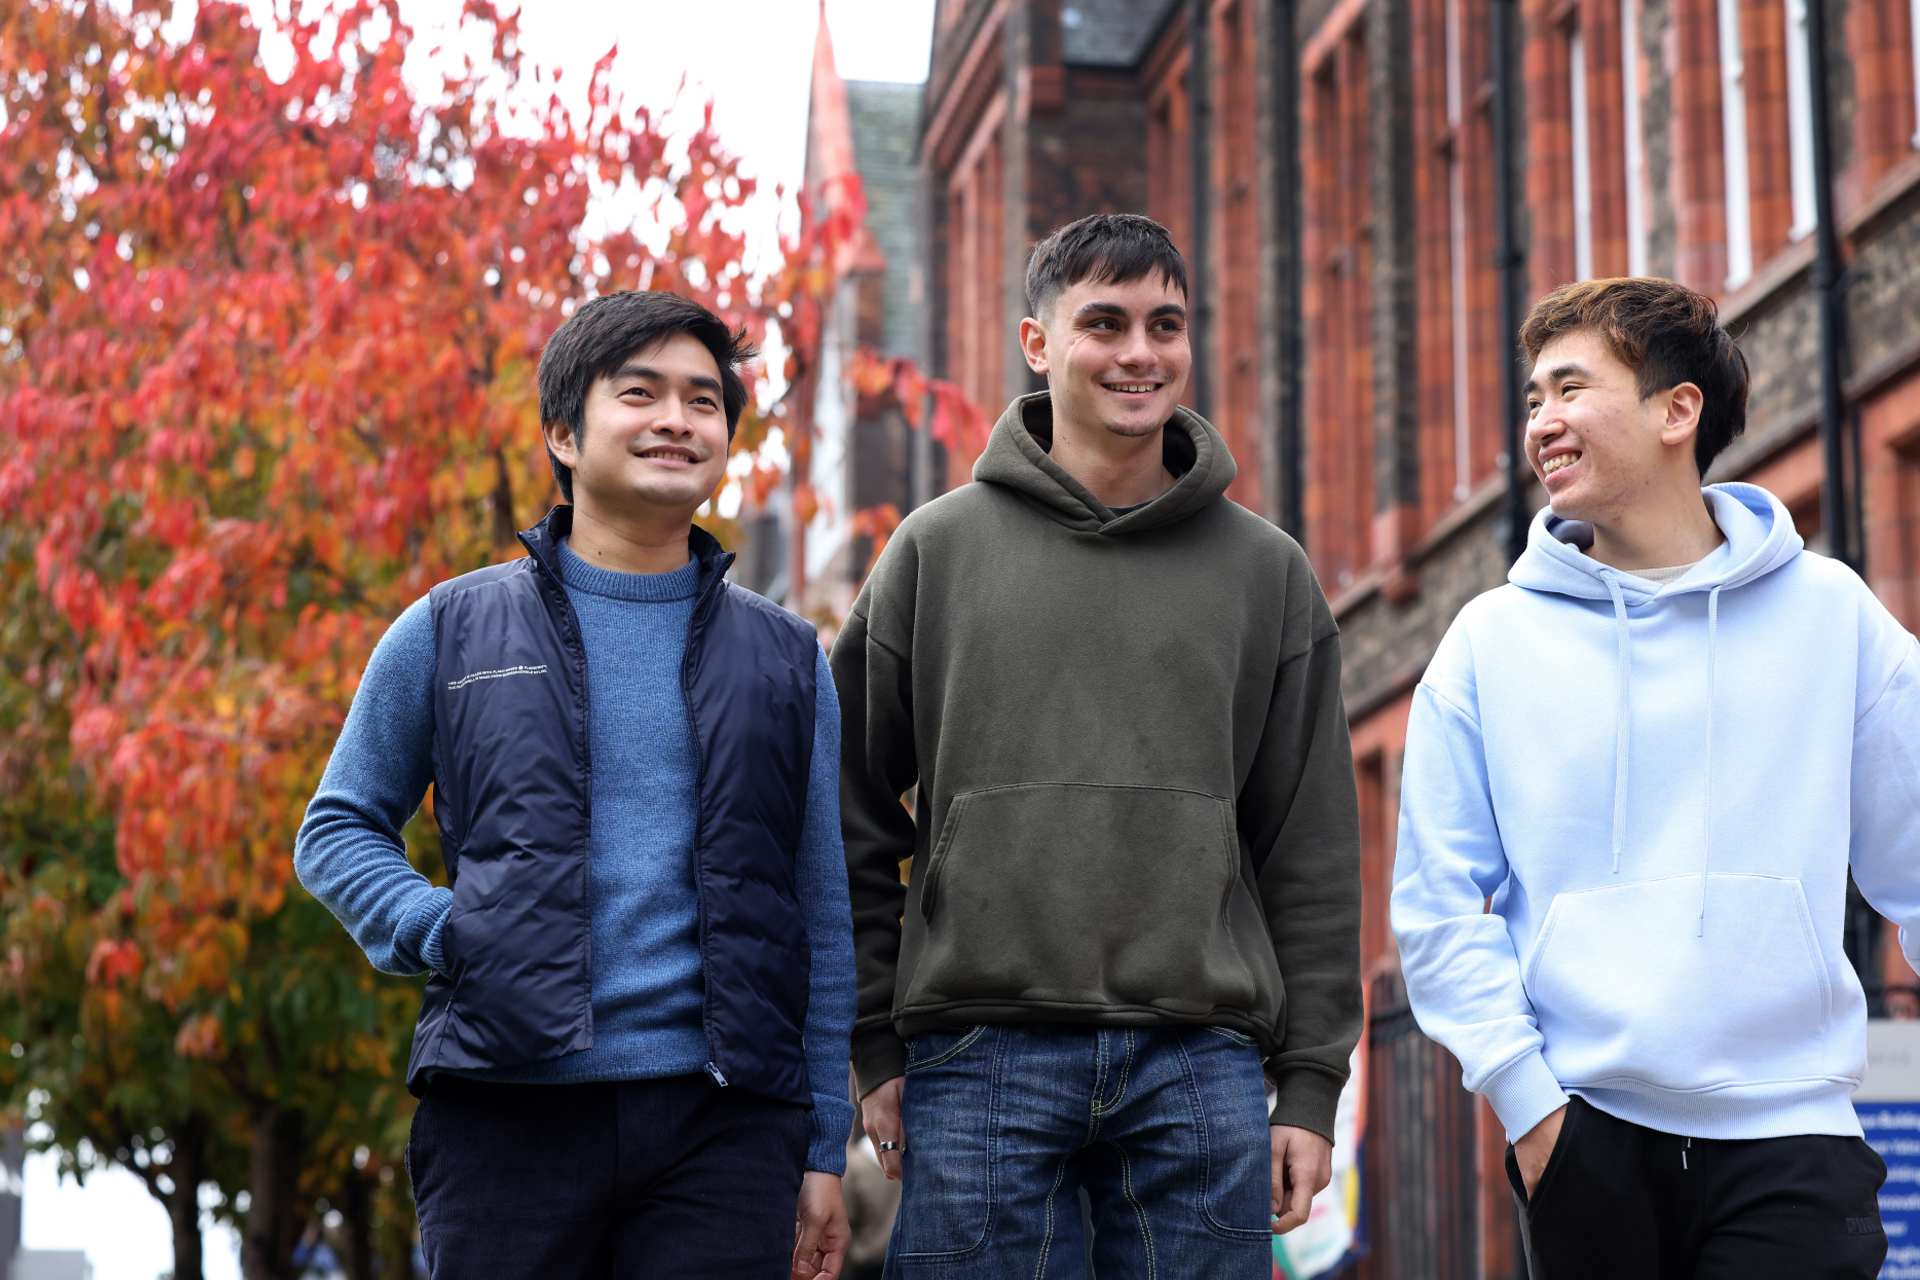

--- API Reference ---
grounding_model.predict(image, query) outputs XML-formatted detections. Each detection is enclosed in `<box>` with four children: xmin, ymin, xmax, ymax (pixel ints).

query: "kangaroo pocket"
<box><xmin>1524</xmin><ymin>873</ymin><xmax>1837</xmax><ymax>1093</ymax></box>
<box><xmin>904</xmin><ymin>782</ymin><xmax>1271</xmax><ymax>1019</ymax></box>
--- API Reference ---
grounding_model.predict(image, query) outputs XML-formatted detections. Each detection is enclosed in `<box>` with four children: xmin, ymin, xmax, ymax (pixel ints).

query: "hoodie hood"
<box><xmin>971</xmin><ymin>391</ymin><xmax>1237</xmax><ymax>534</ymax></box>
<box><xmin>1509</xmin><ymin>482</ymin><xmax>1803</xmax><ymax>601</ymax></box>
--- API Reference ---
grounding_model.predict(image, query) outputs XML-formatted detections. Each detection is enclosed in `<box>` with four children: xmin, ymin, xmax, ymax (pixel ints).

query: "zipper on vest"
<box><xmin>684</xmin><ymin>576</ymin><xmax>724</xmax><ymax>1086</ymax></box>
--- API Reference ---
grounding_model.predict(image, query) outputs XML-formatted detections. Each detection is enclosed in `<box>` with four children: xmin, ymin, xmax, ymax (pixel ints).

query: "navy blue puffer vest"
<box><xmin>403</xmin><ymin>507</ymin><xmax>818</xmax><ymax>1104</ymax></box>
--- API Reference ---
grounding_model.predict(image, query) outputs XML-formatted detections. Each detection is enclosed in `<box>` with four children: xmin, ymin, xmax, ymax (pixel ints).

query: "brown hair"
<box><xmin>1518</xmin><ymin>277</ymin><xmax>1750</xmax><ymax>476</ymax></box>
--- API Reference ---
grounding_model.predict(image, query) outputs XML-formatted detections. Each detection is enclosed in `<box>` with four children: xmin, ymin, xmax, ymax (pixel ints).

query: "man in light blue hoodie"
<box><xmin>1392</xmin><ymin>277</ymin><xmax>1920</xmax><ymax>1279</ymax></box>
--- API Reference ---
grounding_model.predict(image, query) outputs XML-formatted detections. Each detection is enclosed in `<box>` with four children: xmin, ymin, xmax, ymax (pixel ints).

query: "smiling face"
<box><xmin>543</xmin><ymin>332</ymin><xmax>732</xmax><ymax>518</ymax></box>
<box><xmin>1020</xmin><ymin>272</ymin><xmax>1191</xmax><ymax>447</ymax></box>
<box><xmin>1523</xmin><ymin>329</ymin><xmax>1700</xmax><ymax>526</ymax></box>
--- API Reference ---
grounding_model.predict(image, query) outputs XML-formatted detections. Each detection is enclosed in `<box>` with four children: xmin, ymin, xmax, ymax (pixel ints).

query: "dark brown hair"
<box><xmin>1518</xmin><ymin>277</ymin><xmax>1750</xmax><ymax>476</ymax></box>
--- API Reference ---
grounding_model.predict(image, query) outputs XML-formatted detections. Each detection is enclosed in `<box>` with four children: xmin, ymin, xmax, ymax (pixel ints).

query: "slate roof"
<box><xmin>846</xmin><ymin>80</ymin><xmax>927</xmax><ymax>364</ymax></box>
<box><xmin>1060</xmin><ymin>0</ymin><xmax>1182</xmax><ymax>67</ymax></box>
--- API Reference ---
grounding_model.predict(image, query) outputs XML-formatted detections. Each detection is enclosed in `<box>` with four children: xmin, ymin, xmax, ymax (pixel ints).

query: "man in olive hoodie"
<box><xmin>832</xmin><ymin>213</ymin><xmax>1362</xmax><ymax>1277</ymax></box>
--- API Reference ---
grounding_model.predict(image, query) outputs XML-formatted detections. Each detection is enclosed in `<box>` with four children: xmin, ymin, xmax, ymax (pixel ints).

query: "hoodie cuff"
<box><xmin>807</xmin><ymin>1093</ymin><xmax>855</xmax><ymax>1175</ymax></box>
<box><xmin>1268</xmin><ymin>1068</ymin><xmax>1344</xmax><ymax>1144</ymax></box>
<box><xmin>1483</xmin><ymin>1051</ymin><xmax>1570</xmax><ymax>1144</ymax></box>
<box><xmin>852</xmin><ymin>1024</ymin><xmax>908</xmax><ymax>1100</ymax></box>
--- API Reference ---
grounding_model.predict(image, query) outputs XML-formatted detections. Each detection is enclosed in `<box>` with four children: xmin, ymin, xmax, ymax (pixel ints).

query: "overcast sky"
<box><xmin>21</xmin><ymin>2</ymin><xmax>932</xmax><ymax>1273</ymax></box>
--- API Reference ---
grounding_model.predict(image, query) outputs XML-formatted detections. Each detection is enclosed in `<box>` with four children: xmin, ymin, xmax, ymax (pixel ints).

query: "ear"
<box><xmin>543</xmin><ymin>417</ymin><xmax>581</xmax><ymax>469</ymax></box>
<box><xmin>1019</xmin><ymin>316</ymin><xmax>1050</xmax><ymax>376</ymax></box>
<box><xmin>1659</xmin><ymin>382</ymin><xmax>1704</xmax><ymax>453</ymax></box>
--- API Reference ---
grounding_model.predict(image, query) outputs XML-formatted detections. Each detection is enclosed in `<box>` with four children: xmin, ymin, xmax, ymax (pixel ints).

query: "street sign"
<box><xmin>1856</xmin><ymin>1020</ymin><xmax>1920</xmax><ymax>1279</ymax></box>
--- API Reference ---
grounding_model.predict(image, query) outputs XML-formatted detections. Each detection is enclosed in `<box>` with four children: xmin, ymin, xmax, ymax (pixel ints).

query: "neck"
<box><xmin>565</xmin><ymin>498</ymin><xmax>695</xmax><ymax>575</ymax></box>
<box><xmin>1048</xmin><ymin>413</ymin><xmax>1173</xmax><ymax>509</ymax></box>
<box><xmin>1587</xmin><ymin>486</ymin><xmax>1723</xmax><ymax>572</ymax></box>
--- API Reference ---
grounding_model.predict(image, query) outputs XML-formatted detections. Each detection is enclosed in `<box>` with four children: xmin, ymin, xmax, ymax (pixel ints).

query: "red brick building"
<box><xmin>817</xmin><ymin>2</ymin><xmax>1920</xmax><ymax>1274</ymax></box>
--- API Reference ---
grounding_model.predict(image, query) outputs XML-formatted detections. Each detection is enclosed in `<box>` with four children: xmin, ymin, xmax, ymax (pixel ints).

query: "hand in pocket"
<box><xmin>1514</xmin><ymin>1104</ymin><xmax>1570</xmax><ymax>1199</ymax></box>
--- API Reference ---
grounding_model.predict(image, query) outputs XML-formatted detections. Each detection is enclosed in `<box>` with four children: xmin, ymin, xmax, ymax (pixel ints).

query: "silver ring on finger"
<box><xmin>877</xmin><ymin>1140</ymin><xmax>903</xmax><ymax>1152</ymax></box>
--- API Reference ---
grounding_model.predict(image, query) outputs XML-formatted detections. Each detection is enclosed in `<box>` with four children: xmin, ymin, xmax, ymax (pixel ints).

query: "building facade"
<box><xmin>849</xmin><ymin>1</ymin><xmax>1920</xmax><ymax>1275</ymax></box>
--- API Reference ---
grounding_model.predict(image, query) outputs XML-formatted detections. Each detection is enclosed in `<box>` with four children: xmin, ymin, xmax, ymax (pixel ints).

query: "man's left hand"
<box><xmin>792</xmin><ymin>1171</ymin><xmax>849</xmax><ymax>1280</ymax></box>
<box><xmin>1270</xmin><ymin>1126</ymin><xmax>1332</xmax><ymax>1235</ymax></box>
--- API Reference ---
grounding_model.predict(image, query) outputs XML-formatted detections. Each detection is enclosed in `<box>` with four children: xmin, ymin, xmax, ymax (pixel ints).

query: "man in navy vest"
<box><xmin>296</xmin><ymin>290</ymin><xmax>857</xmax><ymax>1279</ymax></box>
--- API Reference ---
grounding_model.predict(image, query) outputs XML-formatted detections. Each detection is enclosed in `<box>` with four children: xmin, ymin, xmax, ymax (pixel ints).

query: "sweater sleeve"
<box><xmin>293</xmin><ymin>597</ymin><xmax>453</xmax><ymax>977</ymax></box>
<box><xmin>797</xmin><ymin>647</ymin><xmax>858</xmax><ymax>1175</ymax></box>
<box><xmin>830</xmin><ymin>585</ymin><xmax>920</xmax><ymax>1098</ymax></box>
<box><xmin>1238</xmin><ymin>583</ymin><xmax>1364</xmax><ymax>1143</ymax></box>
<box><xmin>1849</xmin><ymin>606</ymin><xmax>1920</xmax><ymax>975</ymax></box>
<box><xmin>1390</xmin><ymin>628</ymin><xmax>1568</xmax><ymax>1143</ymax></box>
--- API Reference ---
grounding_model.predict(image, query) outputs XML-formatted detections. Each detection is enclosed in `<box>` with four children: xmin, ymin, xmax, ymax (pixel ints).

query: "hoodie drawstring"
<box><xmin>1698</xmin><ymin>586</ymin><xmax>1721</xmax><ymax>936</ymax></box>
<box><xmin>1603</xmin><ymin>573</ymin><xmax>1632</xmax><ymax>874</ymax></box>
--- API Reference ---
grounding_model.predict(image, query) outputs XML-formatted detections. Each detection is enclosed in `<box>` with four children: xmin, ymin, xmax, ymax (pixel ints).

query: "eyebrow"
<box><xmin>1071</xmin><ymin>301</ymin><xmax>1189</xmax><ymax>323</ymax></box>
<box><xmin>608</xmin><ymin>363</ymin><xmax>724</xmax><ymax>397</ymax></box>
<box><xmin>1522</xmin><ymin>362</ymin><xmax>1591</xmax><ymax>395</ymax></box>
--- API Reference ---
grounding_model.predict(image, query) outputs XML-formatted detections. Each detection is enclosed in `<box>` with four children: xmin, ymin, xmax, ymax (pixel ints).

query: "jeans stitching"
<box><xmin>1113</xmin><ymin>1140</ymin><xmax>1157</xmax><ymax>1280</ymax></box>
<box><xmin>1204</xmin><ymin>1026</ymin><xmax>1256</xmax><ymax>1048</ymax></box>
<box><xmin>1033</xmin><ymin>1152</ymin><xmax>1073</xmax><ymax>1279</ymax></box>
<box><xmin>1093</xmin><ymin>1030</ymin><xmax>1136</xmax><ymax>1116</ymax></box>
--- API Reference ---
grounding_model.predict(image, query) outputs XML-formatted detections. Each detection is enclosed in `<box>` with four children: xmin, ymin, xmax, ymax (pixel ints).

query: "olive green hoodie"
<box><xmin>831</xmin><ymin>392</ymin><xmax>1362</xmax><ymax>1140</ymax></box>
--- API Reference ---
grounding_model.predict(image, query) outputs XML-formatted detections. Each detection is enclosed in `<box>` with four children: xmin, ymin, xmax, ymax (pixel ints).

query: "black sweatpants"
<box><xmin>1505</xmin><ymin>1096</ymin><xmax>1888</xmax><ymax>1279</ymax></box>
<box><xmin>408</xmin><ymin>1073</ymin><xmax>810</xmax><ymax>1279</ymax></box>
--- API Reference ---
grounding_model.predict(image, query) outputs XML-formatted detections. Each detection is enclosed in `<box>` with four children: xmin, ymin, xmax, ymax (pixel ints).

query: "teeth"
<box><xmin>1107</xmin><ymin>384</ymin><xmax>1156</xmax><ymax>393</ymax></box>
<box><xmin>1543</xmin><ymin>453</ymin><xmax>1580</xmax><ymax>475</ymax></box>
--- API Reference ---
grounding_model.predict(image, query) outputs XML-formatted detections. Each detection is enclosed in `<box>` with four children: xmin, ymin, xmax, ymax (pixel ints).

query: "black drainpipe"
<box><xmin>1804</xmin><ymin>0</ymin><xmax>1875</xmax><ymax>987</ymax></box>
<box><xmin>1274</xmin><ymin>0</ymin><xmax>1304</xmax><ymax>537</ymax></box>
<box><xmin>1807</xmin><ymin>0</ymin><xmax>1857</xmax><ymax>573</ymax></box>
<box><xmin>1188</xmin><ymin>0</ymin><xmax>1212</xmax><ymax>418</ymax></box>
<box><xmin>1492</xmin><ymin>0</ymin><xmax>1529</xmax><ymax>562</ymax></box>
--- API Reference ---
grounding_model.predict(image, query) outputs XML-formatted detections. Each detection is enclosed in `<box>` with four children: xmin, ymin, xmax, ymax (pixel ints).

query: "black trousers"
<box><xmin>1506</xmin><ymin>1096</ymin><xmax>1888</xmax><ymax>1280</ymax></box>
<box><xmin>408</xmin><ymin>1074</ymin><xmax>809</xmax><ymax>1279</ymax></box>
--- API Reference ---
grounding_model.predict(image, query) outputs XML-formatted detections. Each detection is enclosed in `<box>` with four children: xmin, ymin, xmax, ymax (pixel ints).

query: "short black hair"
<box><xmin>1025</xmin><ymin>213</ymin><xmax>1189</xmax><ymax>323</ymax></box>
<box><xmin>537</xmin><ymin>290</ymin><xmax>755</xmax><ymax>501</ymax></box>
<box><xmin>1519</xmin><ymin>277</ymin><xmax>1750</xmax><ymax>476</ymax></box>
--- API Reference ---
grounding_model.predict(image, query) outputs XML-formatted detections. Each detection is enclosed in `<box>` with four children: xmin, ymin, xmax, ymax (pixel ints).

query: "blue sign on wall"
<box><xmin>1856</xmin><ymin>1023</ymin><xmax>1920</xmax><ymax>1279</ymax></box>
<box><xmin>1857</xmin><ymin>1101</ymin><xmax>1920</xmax><ymax>1278</ymax></box>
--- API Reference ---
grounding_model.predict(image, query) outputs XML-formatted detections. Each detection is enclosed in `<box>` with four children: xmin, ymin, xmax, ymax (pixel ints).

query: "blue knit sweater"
<box><xmin>294</xmin><ymin>540</ymin><xmax>856</xmax><ymax>1173</ymax></box>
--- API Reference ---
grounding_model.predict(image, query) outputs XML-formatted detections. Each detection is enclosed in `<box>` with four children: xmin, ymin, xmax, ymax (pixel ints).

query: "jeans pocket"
<box><xmin>904</xmin><ymin>1025</ymin><xmax>987</xmax><ymax>1073</ymax></box>
<box><xmin>895</xmin><ymin>1029</ymin><xmax>997</xmax><ymax>1260</ymax></box>
<box><xmin>1203</xmin><ymin>1025</ymin><xmax>1258</xmax><ymax>1049</ymax></box>
<box><xmin>1180</xmin><ymin>1033</ymin><xmax>1274</xmax><ymax>1241</ymax></box>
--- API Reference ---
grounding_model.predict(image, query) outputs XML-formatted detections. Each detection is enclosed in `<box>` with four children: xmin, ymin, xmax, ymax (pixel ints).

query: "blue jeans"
<box><xmin>884</xmin><ymin>1024</ymin><xmax>1273</xmax><ymax>1278</ymax></box>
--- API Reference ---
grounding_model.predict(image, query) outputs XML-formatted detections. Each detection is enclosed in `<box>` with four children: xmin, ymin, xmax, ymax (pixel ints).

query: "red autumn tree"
<box><xmin>0</xmin><ymin>1</ymin><xmax>850</xmax><ymax>1275</ymax></box>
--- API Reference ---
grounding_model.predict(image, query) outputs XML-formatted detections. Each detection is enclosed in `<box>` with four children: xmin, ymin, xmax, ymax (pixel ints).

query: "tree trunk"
<box><xmin>241</xmin><ymin>1105</ymin><xmax>304</xmax><ymax>1280</ymax></box>
<box><xmin>342</xmin><ymin>1169</ymin><xmax>374</xmax><ymax>1280</ymax></box>
<box><xmin>166</xmin><ymin>1121</ymin><xmax>206</xmax><ymax>1280</ymax></box>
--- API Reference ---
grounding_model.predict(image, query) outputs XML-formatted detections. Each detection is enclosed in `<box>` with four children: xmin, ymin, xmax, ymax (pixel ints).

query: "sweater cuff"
<box><xmin>1482</xmin><ymin>1050</ymin><xmax>1569</xmax><ymax>1143</ymax></box>
<box><xmin>852</xmin><ymin>1024</ymin><xmax>908</xmax><ymax>1100</ymax></box>
<box><xmin>399</xmin><ymin>888</ymin><xmax>454</xmax><ymax>976</ymax></box>
<box><xmin>807</xmin><ymin>1093</ymin><xmax>855</xmax><ymax>1175</ymax></box>
<box><xmin>1268</xmin><ymin>1067</ymin><xmax>1345</xmax><ymax>1144</ymax></box>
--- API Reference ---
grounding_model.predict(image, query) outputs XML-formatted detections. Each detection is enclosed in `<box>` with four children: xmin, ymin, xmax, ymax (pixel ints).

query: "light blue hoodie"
<box><xmin>1391</xmin><ymin>483</ymin><xmax>1920</xmax><ymax>1143</ymax></box>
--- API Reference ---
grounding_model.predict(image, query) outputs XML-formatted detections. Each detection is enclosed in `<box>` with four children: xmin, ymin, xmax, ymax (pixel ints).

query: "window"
<box><xmin>1303</xmin><ymin>29</ymin><xmax>1375</xmax><ymax>589</ymax></box>
<box><xmin>1784</xmin><ymin>0</ymin><xmax>1816</xmax><ymax>238</ymax></box>
<box><xmin>1571</xmin><ymin>25</ymin><xmax>1594</xmax><ymax>280</ymax></box>
<box><xmin>1717</xmin><ymin>0</ymin><xmax>1754</xmax><ymax>286</ymax></box>
<box><xmin>1623</xmin><ymin>0</ymin><xmax>1648</xmax><ymax>274</ymax></box>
